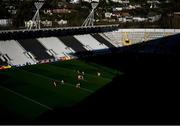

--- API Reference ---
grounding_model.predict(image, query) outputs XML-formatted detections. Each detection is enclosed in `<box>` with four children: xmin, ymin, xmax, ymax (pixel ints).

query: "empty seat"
<box><xmin>0</xmin><ymin>40</ymin><xmax>35</xmax><ymax>66</ymax></box>
<box><xmin>37</xmin><ymin>37</ymin><xmax>75</xmax><ymax>58</ymax></box>
<box><xmin>102</xmin><ymin>32</ymin><xmax>123</xmax><ymax>47</ymax></box>
<box><xmin>74</xmin><ymin>34</ymin><xmax>108</xmax><ymax>51</ymax></box>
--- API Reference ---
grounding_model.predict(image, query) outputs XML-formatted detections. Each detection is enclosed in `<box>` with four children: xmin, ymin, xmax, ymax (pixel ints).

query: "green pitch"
<box><xmin>0</xmin><ymin>59</ymin><xmax>120</xmax><ymax>121</ymax></box>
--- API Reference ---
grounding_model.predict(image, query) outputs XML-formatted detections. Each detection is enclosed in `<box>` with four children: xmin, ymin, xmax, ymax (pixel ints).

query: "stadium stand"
<box><xmin>0</xmin><ymin>58</ymin><xmax>6</xmax><ymax>66</ymax></box>
<box><xmin>18</xmin><ymin>39</ymin><xmax>54</xmax><ymax>61</ymax></box>
<box><xmin>131</xmin><ymin>32</ymin><xmax>145</xmax><ymax>44</ymax></box>
<box><xmin>145</xmin><ymin>32</ymin><xmax>165</xmax><ymax>41</ymax></box>
<box><xmin>37</xmin><ymin>37</ymin><xmax>75</xmax><ymax>59</ymax></box>
<box><xmin>98</xmin><ymin>33</ymin><xmax>118</xmax><ymax>47</ymax></box>
<box><xmin>59</xmin><ymin>36</ymin><xmax>87</xmax><ymax>52</ymax></box>
<box><xmin>0</xmin><ymin>29</ymin><xmax>179</xmax><ymax>67</ymax></box>
<box><xmin>1</xmin><ymin>54</ymin><xmax>11</xmax><ymax>63</ymax></box>
<box><xmin>91</xmin><ymin>33</ymin><xmax>115</xmax><ymax>48</ymax></box>
<box><xmin>74</xmin><ymin>34</ymin><xmax>108</xmax><ymax>51</ymax></box>
<box><xmin>0</xmin><ymin>40</ymin><xmax>36</xmax><ymax>66</ymax></box>
<box><xmin>103</xmin><ymin>32</ymin><xmax>123</xmax><ymax>47</ymax></box>
<box><xmin>103</xmin><ymin>30</ymin><xmax>178</xmax><ymax>47</ymax></box>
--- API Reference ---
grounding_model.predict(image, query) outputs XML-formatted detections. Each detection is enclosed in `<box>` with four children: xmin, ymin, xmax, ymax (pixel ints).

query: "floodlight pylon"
<box><xmin>31</xmin><ymin>1</ymin><xmax>44</xmax><ymax>29</ymax></box>
<box><xmin>82</xmin><ymin>1</ymin><xmax>99</xmax><ymax>27</ymax></box>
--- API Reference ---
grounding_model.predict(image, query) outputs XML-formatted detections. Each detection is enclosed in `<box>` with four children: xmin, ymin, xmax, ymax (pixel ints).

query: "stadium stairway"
<box><xmin>0</xmin><ymin>40</ymin><xmax>35</xmax><ymax>66</ymax></box>
<box><xmin>0</xmin><ymin>58</ymin><xmax>6</xmax><ymax>66</ymax></box>
<box><xmin>37</xmin><ymin>37</ymin><xmax>75</xmax><ymax>58</ymax></box>
<box><xmin>74</xmin><ymin>34</ymin><xmax>109</xmax><ymax>51</ymax></box>
<box><xmin>0</xmin><ymin>54</ymin><xmax>10</xmax><ymax>63</ymax></box>
<box><xmin>59</xmin><ymin>36</ymin><xmax>87</xmax><ymax>52</ymax></box>
<box><xmin>0</xmin><ymin>53</ymin><xmax>6</xmax><ymax>65</ymax></box>
<box><xmin>91</xmin><ymin>33</ymin><xmax>115</xmax><ymax>48</ymax></box>
<box><xmin>18</xmin><ymin>39</ymin><xmax>54</xmax><ymax>61</ymax></box>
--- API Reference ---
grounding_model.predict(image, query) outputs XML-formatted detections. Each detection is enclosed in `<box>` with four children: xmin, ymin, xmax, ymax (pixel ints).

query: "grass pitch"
<box><xmin>0</xmin><ymin>59</ymin><xmax>119</xmax><ymax>121</ymax></box>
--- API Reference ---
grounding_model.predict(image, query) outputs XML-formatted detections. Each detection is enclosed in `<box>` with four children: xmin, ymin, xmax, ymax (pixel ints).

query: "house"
<box><xmin>133</xmin><ymin>17</ymin><xmax>148</xmax><ymax>22</ymax></box>
<box><xmin>112</xmin><ymin>11</ymin><xmax>122</xmax><ymax>18</ymax></box>
<box><xmin>147</xmin><ymin>0</ymin><xmax>161</xmax><ymax>8</ymax></box>
<box><xmin>105</xmin><ymin>12</ymin><xmax>112</xmax><ymax>18</ymax></box>
<box><xmin>52</xmin><ymin>9</ymin><xmax>71</xmax><ymax>14</ymax></box>
<box><xmin>112</xmin><ymin>7</ymin><xmax>123</xmax><ymax>11</ymax></box>
<box><xmin>148</xmin><ymin>14</ymin><xmax>161</xmax><ymax>22</ymax></box>
<box><xmin>0</xmin><ymin>19</ymin><xmax>12</xmax><ymax>27</ymax></box>
<box><xmin>70</xmin><ymin>0</ymin><xmax>80</xmax><ymax>4</ymax></box>
<box><xmin>41</xmin><ymin>20</ymin><xmax>52</xmax><ymax>27</ymax></box>
<box><xmin>82</xmin><ymin>0</ymin><xmax>99</xmax><ymax>3</ymax></box>
<box><xmin>128</xmin><ymin>4</ymin><xmax>141</xmax><ymax>9</ymax></box>
<box><xmin>57</xmin><ymin>19</ymin><xmax>68</xmax><ymax>25</ymax></box>
<box><xmin>118</xmin><ymin>16</ymin><xmax>133</xmax><ymax>22</ymax></box>
<box><xmin>110</xmin><ymin>0</ymin><xmax>129</xmax><ymax>4</ymax></box>
<box><xmin>44</xmin><ymin>9</ymin><xmax>71</xmax><ymax>14</ymax></box>
<box><xmin>147</xmin><ymin>0</ymin><xmax>160</xmax><ymax>4</ymax></box>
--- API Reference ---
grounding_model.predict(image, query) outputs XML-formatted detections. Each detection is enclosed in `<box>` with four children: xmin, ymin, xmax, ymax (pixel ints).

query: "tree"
<box><xmin>13</xmin><ymin>1</ymin><xmax>34</xmax><ymax>28</ymax></box>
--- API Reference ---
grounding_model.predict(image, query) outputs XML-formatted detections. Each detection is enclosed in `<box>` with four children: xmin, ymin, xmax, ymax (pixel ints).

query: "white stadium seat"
<box><xmin>0</xmin><ymin>40</ymin><xmax>36</xmax><ymax>66</ymax></box>
<box><xmin>74</xmin><ymin>34</ymin><xmax>108</xmax><ymax>51</ymax></box>
<box><xmin>37</xmin><ymin>37</ymin><xmax>75</xmax><ymax>58</ymax></box>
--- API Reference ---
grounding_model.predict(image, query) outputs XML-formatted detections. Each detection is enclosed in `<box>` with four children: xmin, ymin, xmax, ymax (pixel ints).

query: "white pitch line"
<box><xmin>0</xmin><ymin>85</ymin><xmax>53</xmax><ymax>110</ymax></box>
<box><xmin>18</xmin><ymin>68</ymin><xmax>94</xmax><ymax>93</ymax></box>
